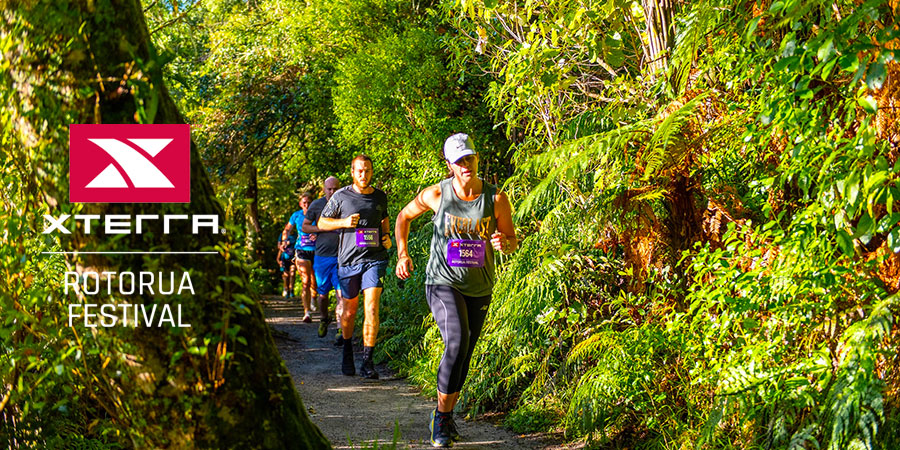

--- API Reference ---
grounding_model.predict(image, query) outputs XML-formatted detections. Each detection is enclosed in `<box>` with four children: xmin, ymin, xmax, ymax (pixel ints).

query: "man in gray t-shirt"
<box><xmin>317</xmin><ymin>155</ymin><xmax>392</xmax><ymax>379</ymax></box>
<box><xmin>302</xmin><ymin>176</ymin><xmax>343</xmax><ymax>339</ymax></box>
<box><xmin>322</xmin><ymin>186</ymin><xmax>389</xmax><ymax>266</ymax></box>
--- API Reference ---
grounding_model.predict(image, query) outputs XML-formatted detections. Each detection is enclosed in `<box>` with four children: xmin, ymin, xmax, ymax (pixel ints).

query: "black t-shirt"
<box><xmin>306</xmin><ymin>197</ymin><xmax>339</xmax><ymax>257</ymax></box>
<box><xmin>321</xmin><ymin>186</ymin><xmax>389</xmax><ymax>266</ymax></box>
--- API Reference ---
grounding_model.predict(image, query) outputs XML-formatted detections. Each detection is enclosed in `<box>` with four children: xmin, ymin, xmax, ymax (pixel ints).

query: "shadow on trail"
<box><xmin>262</xmin><ymin>296</ymin><xmax>568</xmax><ymax>449</ymax></box>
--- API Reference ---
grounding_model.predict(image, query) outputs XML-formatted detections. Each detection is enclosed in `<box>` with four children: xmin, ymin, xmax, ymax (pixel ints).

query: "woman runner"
<box><xmin>395</xmin><ymin>133</ymin><xmax>518</xmax><ymax>447</ymax></box>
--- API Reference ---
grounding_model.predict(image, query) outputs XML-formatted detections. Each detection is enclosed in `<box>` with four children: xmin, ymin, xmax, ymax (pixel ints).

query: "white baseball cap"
<box><xmin>443</xmin><ymin>133</ymin><xmax>476</xmax><ymax>163</ymax></box>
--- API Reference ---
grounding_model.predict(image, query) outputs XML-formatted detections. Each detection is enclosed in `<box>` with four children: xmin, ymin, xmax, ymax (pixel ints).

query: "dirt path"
<box><xmin>263</xmin><ymin>295</ymin><xmax>568</xmax><ymax>449</ymax></box>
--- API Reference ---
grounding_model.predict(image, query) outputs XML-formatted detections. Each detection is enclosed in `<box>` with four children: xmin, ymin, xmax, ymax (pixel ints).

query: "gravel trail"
<box><xmin>263</xmin><ymin>295</ymin><xmax>570</xmax><ymax>449</ymax></box>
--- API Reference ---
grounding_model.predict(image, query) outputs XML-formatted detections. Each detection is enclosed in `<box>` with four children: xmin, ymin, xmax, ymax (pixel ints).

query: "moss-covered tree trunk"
<box><xmin>2</xmin><ymin>0</ymin><xmax>329</xmax><ymax>447</ymax></box>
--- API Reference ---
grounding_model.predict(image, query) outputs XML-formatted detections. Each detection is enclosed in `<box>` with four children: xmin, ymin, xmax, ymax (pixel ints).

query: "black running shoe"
<box><xmin>429</xmin><ymin>409</ymin><xmax>452</xmax><ymax>448</ymax></box>
<box><xmin>447</xmin><ymin>415</ymin><xmax>460</xmax><ymax>442</ymax></box>
<box><xmin>359</xmin><ymin>346</ymin><xmax>379</xmax><ymax>379</ymax></box>
<box><xmin>341</xmin><ymin>341</ymin><xmax>355</xmax><ymax>376</ymax></box>
<box><xmin>334</xmin><ymin>333</ymin><xmax>344</xmax><ymax>347</ymax></box>
<box><xmin>359</xmin><ymin>358</ymin><xmax>379</xmax><ymax>380</ymax></box>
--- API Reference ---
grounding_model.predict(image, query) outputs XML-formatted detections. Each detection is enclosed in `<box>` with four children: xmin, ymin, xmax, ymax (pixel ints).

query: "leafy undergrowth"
<box><xmin>376</xmin><ymin>1</ymin><xmax>900</xmax><ymax>448</ymax></box>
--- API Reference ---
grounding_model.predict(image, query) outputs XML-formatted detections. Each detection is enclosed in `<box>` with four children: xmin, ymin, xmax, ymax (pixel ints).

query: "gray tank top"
<box><xmin>425</xmin><ymin>178</ymin><xmax>497</xmax><ymax>297</ymax></box>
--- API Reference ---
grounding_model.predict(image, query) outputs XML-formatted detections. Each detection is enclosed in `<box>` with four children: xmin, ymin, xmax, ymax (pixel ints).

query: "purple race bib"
<box><xmin>299</xmin><ymin>234</ymin><xmax>315</xmax><ymax>247</ymax></box>
<box><xmin>447</xmin><ymin>239</ymin><xmax>486</xmax><ymax>267</ymax></box>
<box><xmin>356</xmin><ymin>228</ymin><xmax>380</xmax><ymax>247</ymax></box>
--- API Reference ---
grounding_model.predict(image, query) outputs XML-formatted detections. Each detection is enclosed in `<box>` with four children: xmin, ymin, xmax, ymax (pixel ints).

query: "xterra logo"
<box><xmin>69</xmin><ymin>124</ymin><xmax>190</xmax><ymax>203</ymax></box>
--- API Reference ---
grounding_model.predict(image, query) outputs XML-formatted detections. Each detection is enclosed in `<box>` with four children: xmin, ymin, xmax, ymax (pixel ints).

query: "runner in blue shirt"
<box><xmin>302</xmin><ymin>176</ymin><xmax>345</xmax><ymax>340</ymax></box>
<box><xmin>284</xmin><ymin>192</ymin><xmax>318</xmax><ymax>323</ymax></box>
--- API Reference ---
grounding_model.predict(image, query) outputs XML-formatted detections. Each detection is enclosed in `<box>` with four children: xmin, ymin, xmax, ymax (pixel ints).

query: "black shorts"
<box><xmin>279</xmin><ymin>255</ymin><xmax>293</xmax><ymax>272</ymax></box>
<box><xmin>295</xmin><ymin>250</ymin><xmax>315</xmax><ymax>263</ymax></box>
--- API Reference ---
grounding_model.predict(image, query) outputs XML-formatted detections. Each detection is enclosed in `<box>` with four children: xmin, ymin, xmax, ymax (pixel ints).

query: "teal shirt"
<box><xmin>425</xmin><ymin>178</ymin><xmax>497</xmax><ymax>297</ymax></box>
<box><xmin>289</xmin><ymin>209</ymin><xmax>315</xmax><ymax>251</ymax></box>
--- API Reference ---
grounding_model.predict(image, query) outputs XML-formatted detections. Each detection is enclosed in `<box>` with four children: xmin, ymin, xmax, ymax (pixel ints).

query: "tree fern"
<box><xmin>642</xmin><ymin>93</ymin><xmax>708</xmax><ymax>180</ymax></box>
<box><xmin>824</xmin><ymin>295</ymin><xmax>895</xmax><ymax>450</ymax></box>
<box><xmin>669</xmin><ymin>0</ymin><xmax>729</xmax><ymax>94</ymax></box>
<box><xmin>513</xmin><ymin>122</ymin><xmax>650</xmax><ymax>220</ymax></box>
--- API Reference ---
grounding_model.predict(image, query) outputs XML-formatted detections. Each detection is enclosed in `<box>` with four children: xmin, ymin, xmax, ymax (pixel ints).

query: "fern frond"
<box><xmin>788</xmin><ymin>424</ymin><xmax>821</xmax><ymax>450</ymax></box>
<box><xmin>670</xmin><ymin>0</ymin><xmax>728</xmax><ymax>94</ymax></box>
<box><xmin>824</xmin><ymin>294</ymin><xmax>896</xmax><ymax>450</ymax></box>
<box><xmin>567</xmin><ymin>332</ymin><xmax>603</xmax><ymax>364</ymax></box>
<box><xmin>631</xmin><ymin>187</ymin><xmax>667</xmax><ymax>203</ymax></box>
<box><xmin>515</xmin><ymin>122</ymin><xmax>650</xmax><ymax>220</ymax></box>
<box><xmin>642</xmin><ymin>93</ymin><xmax>708</xmax><ymax>180</ymax></box>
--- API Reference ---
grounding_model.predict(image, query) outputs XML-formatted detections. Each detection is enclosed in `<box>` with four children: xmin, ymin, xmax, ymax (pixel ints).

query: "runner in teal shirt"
<box><xmin>284</xmin><ymin>192</ymin><xmax>317</xmax><ymax>323</ymax></box>
<box><xmin>394</xmin><ymin>133</ymin><xmax>518</xmax><ymax>447</ymax></box>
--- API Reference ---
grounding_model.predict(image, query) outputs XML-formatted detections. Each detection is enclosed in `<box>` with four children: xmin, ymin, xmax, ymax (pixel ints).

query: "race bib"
<box><xmin>299</xmin><ymin>234</ymin><xmax>315</xmax><ymax>247</ymax></box>
<box><xmin>355</xmin><ymin>228</ymin><xmax>380</xmax><ymax>247</ymax></box>
<box><xmin>447</xmin><ymin>239</ymin><xmax>486</xmax><ymax>268</ymax></box>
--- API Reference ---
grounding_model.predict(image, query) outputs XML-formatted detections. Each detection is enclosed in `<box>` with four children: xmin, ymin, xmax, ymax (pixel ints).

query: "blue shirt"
<box><xmin>278</xmin><ymin>235</ymin><xmax>296</xmax><ymax>260</ymax></box>
<box><xmin>289</xmin><ymin>209</ymin><xmax>316</xmax><ymax>251</ymax></box>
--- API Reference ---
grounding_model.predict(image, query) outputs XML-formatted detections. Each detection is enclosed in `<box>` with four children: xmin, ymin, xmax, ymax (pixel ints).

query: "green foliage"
<box><xmin>563</xmin><ymin>325</ymin><xmax>688</xmax><ymax>445</ymax></box>
<box><xmin>506</xmin><ymin>400</ymin><xmax>560</xmax><ymax>433</ymax></box>
<box><xmin>11</xmin><ymin>0</ymin><xmax>895</xmax><ymax>447</ymax></box>
<box><xmin>378</xmin><ymin>0</ymin><xmax>900</xmax><ymax>449</ymax></box>
<box><xmin>440</xmin><ymin>0</ymin><xmax>645</xmax><ymax>145</ymax></box>
<box><xmin>331</xmin><ymin>26</ymin><xmax>462</xmax><ymax>208</ymax></box>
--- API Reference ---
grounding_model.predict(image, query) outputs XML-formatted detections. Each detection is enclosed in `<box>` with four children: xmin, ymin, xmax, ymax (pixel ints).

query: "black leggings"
<box><xmin>425</xmin><ymin>285</ymin><xmax>491</xmax><ymax>394</ymax></box>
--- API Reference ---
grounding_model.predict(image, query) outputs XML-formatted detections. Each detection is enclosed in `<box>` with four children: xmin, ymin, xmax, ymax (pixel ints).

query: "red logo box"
<box><xmin>69</xmin><ymin>124</ymin><xmax>190</xmax><ymax>203</ymax></box>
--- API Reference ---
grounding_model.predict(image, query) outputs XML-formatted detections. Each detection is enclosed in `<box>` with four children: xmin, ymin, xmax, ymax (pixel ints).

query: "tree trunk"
<box><xmin>1</xmin><ymin>1</ymin><xmax>329</xmax><ymax>448</ymax></box>
<box><xmin>642</xmin><ymin>0</ymin><xmax>677</xmax><ymax>75</ymax></box>
<box><xmin>246</xmin><ymin>158</ymin><xmax>264</xmax><ymax>261</ymax></box>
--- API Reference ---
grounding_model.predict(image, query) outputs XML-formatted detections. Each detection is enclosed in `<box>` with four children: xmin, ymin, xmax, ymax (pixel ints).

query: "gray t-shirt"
<box><xmin>321</xmin><ymin>186</ymin><xmax>389</xmax><ymax>266</ymax></box>
<box><xmin>306</xmin><ymin>197</ymin><xmax>339</xmax><ymax>257</ymax></box>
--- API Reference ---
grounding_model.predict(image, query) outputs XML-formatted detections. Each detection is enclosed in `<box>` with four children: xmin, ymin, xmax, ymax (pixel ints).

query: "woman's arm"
<box><xmin>490</xmin><ymin>191</ymin><xmax>518</xmax><ymax>254</ymax></box>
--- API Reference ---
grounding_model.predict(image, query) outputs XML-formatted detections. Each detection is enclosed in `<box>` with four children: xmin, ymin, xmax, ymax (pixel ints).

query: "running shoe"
<box><xmin>334</xmin><ymin>333</ymin><xmax>345</xmax><ymax>347</ymax></box>
<box><xmin>359</xmin><ymin>346</ymin><xmax>379</xmax><ymax>379</ymax></box>
<box><xmin>302</xmin><ymin>314</ymin><xmax>312</xmax><ymax>323</ymax></box>
<box><xmin>317</xmin><ymin>318</ymin><xmax>330</xmax><ymax>338</ymax></box>
<box><xmin>359</xmin><ymin>359</ymin><xmax>378</xmax><ymax>379</ymax></box>
<box><xmin>447</xmin><ymin>415</ymin><xmax>460</xmax><ymax>442</ymax></box>
<box><xmin>281</xmin><ymin>290</ymin><xmax>288</xmax><ymax>298</ymax></box>
<box><xmin>429</xmin><ymin>409</ymin><xmax>453</xmax><ymax>448</ymax></box>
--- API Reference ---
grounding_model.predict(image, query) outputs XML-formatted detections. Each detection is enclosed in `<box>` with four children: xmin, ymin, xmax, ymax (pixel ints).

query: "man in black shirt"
<box><xmin>318</xmin><ymin>155</ymin><xmax>391</xmax><ymax>379</ymax></box>
<box><xmin>302</xmin><ymin>176</ymin><xmax>343</xmax><ymax>339</ymax></box>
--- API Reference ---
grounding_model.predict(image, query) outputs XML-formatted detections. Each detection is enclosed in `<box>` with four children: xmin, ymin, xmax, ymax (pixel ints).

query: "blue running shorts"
<box><xmin>314</xmin><ymin>255</ymin><xmax>341</xmax><ymax>296</ymax></box>
<box><xmin>338</xmin><ymin>260</ymin><xmax>388</xmax><ymax>299</ymax></box>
